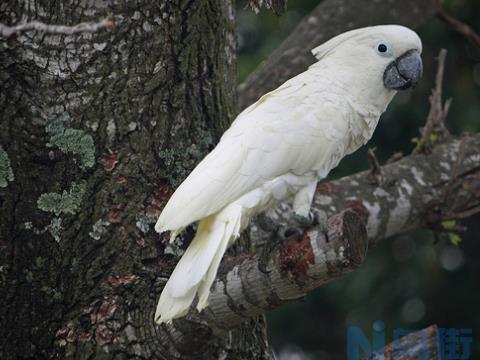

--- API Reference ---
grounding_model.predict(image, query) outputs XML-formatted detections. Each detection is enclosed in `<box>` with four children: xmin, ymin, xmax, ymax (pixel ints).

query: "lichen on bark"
<box><xmin>45</xmin><ymin>112</ymin><xmax>95</xmax><ymax>170</ymax></box>
<box><xmin>37</xmin><ymin>181</ymin><xmax>87</xmax><ymax>216</ymax></box>
<box><xmin>0</xmin><ymin>145</ymin><xmax>14</xmax><ymax>188</ymax></box>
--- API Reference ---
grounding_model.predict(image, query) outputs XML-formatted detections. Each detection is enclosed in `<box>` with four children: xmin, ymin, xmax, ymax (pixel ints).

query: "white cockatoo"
<box><xmin>154</xmin><ymin>25</ymin><xmax>423</xmax><ymax>324</ymax></box>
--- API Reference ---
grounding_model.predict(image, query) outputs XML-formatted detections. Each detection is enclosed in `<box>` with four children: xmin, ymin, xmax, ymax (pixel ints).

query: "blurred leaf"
<box><xmin>441</xmin><ymin>220</ymin><xmax>457</xmax><ymax>229</ymax></box>
<box><xmin>448</xmin><ymin>232</ymin><xmax>463</xmax><ymax>245</ymax></box>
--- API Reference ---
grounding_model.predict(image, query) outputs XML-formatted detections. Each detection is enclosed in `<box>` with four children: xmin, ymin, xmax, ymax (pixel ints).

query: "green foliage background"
<box><xmin>236</xmin><ymin>1</ymin><xmax>480</xmax><ymax>358</ymax></box>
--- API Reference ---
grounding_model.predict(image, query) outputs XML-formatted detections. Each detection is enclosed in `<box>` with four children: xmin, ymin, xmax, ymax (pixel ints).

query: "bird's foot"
<box><xmin>290</xmin><ymin>208</ymin><xmax>327</xmax><ymax>229</ymax></box>
<box><xmin>256</xmin><ymin>212</ymin><xmax>279</xmax><ymax>233</ymax></box>
<box><xmin>257</xmin><ymin>210</ymin><xmax>328</xmax><ymax>273</ymax></box>
<box><xmin>291</xmin><ymin>209</ymin><xmax>330</xmax><ymax>242</ymax></box>
<box><xmin>291</xmin><ymin>212</ymin><xmax>316</xmax><ymax>228</ymax></box>
<box><xmin>257</xmin><ymin>213</ymin><xmax>300</xmax><ymax>274</ymax></box>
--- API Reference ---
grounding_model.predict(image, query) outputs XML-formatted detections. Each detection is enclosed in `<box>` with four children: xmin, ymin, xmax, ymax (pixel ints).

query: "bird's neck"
<box><xmin>310</xmin><ymin>62</ymin><xmax>397</xmax><ymax>152</ymax></box>
<box><xmin>310</xmin><ymin>60</ymin><xmax>397</xmax><ymax>115</ymax></box>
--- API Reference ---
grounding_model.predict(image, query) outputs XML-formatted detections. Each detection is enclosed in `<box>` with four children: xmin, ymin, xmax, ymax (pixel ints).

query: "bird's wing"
<box><xmin>155</xmin><ymin>77</ymin><xmax>348</xmax><ymax>232</ymax></box>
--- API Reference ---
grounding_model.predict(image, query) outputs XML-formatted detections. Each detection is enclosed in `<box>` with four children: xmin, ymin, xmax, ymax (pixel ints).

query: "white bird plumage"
<box><xmin>154</xmin><ymin>25</ymin><xmax>422</xmax><ymax>324</ymax></box>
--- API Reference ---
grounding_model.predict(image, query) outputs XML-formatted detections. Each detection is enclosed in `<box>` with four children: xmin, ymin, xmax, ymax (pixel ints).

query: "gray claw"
<box><xmin>256</xmin><ymin>212</ymin><xmax>279</xmax><ymax>233</ymax></box>
<box><xmin>291</xmin><ymin>209</ymin><xmax>329</xmax><ymax>236</ymax></box>
<box><xmin>292</xmin><ymin>212</ymin><xmax>315</xmax><ymax>228</ymax></box>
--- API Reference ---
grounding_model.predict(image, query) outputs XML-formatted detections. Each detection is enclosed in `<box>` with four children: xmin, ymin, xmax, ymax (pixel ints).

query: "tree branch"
<box><xmin>436</xmin><ymin>2</ymin><xmax>480</xmax><ymax>49</ymax></box>
<box><xmin>0</xmin><ymin>16</ymin><xmax>117</xmax><ymax>38</ymax></box>
<box><xmin>237</xmin><ymin>0</ymin><xmax>437</xmax><ymax>110</ymax></box>
<box><xmin>201</xmin><ymin>134</ymin><xmax>480</xmax><ymax>329</ymax></box>
<box><xmin>415</xmin><ymin>49</ymin><xmax>451</xmax><ymax>154</ymax></box>
<box><xmin>367</xmin><ymin>147</ymin><xmax>385</xmax><ymax>185</ymax></box>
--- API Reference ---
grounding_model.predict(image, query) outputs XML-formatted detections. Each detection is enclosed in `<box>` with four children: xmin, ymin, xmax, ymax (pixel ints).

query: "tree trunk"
<box><xmin>0</xmin><ymin>1</ymin><xmax>273</xmax><ymax>358</ymax></box>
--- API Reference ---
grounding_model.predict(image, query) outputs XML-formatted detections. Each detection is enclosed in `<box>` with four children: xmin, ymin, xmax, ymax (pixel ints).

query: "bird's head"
<box><xmin>311</xmin><ymin>25</ymin><xmax>423</xmax><ymax>93</ymax></box>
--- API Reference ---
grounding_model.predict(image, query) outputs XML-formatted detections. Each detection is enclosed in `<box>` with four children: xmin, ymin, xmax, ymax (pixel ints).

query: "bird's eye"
<box><xmin>375</xmin><ymin>41</ymin><xmax>393</xmax><ymax>57</ymax></box>
<box><xmin>378</xmin><ymin>44</ymin><xmax>387</xmax><ymax>53</ymax></box>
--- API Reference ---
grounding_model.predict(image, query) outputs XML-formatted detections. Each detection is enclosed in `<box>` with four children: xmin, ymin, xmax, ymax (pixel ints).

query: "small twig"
<box><xmin>415</xmin><ymin>49</ymin><xmax>451</xmax><ymax>154</ymax></box>
<box><xmin>443</xmin><ymin>205</ymin><xmax>480</xmax><ymax>220</ymax></box>
<box><xmin>367</xmin><ymin>147</ymin><xmax>384</xmax><ymax>185</ymax></box>
<box><xmin>386</xmin><ymin>151</ymin><xmax>403</xmax><ymax>164</ymax></box>
<box><xmin>0</xmin><ymin>16</ymin><xmax>117</xmax><ymax>38</ymax></box>
<box><xmin>436</xmin><ymin>1</ymin><xmax>480</xmax><ymax>49</ymax></box>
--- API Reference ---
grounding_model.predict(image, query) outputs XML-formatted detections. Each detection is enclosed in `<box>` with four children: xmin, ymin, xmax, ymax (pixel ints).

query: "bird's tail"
<box><xmin>154</xmin><ymin>204</ymin><xmax>242</xmax><ymax>324</ymax></box>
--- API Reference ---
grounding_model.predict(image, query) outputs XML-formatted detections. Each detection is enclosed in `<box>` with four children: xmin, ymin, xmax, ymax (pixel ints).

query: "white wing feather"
<box><xmin>155</xmin><ymin>72</ymin><xmax>348</xmax><ymax>233</ymax></box>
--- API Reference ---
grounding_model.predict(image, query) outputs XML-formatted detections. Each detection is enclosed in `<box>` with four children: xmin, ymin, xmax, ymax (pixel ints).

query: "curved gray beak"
<box><xmin>383</xmin><ymin>49</ymin><xmax>423</xmax><ymax>90</ymax></box>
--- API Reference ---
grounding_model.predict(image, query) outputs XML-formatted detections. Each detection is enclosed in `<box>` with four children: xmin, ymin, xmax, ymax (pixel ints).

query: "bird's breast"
<box><xmin>343</xmin><ymin>99</ymin><xmax>383</xmax><ymax>154</ymax></box>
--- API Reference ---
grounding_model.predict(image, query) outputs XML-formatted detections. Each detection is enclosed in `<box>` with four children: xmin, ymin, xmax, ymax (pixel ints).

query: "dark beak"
<box><xmin>383</xmin><ymin>49</ymin><xmax>423</xmax><ymax>90</ymax></box>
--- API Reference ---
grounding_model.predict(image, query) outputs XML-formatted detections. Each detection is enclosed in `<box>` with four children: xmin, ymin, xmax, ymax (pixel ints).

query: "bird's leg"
<box><xmin>292</xmin><ymin>181</ymin><xmax>330</xmax><ymax>241</ymax></box>
<box><xmin>290</xmin><ymin>180</ymin><xmax>329</xmax><ymax>231</ymax></box>
<box><xmin>257</xmin><ymin>207</ymin><xmax>329</xmax><ymax>274</ymax></box>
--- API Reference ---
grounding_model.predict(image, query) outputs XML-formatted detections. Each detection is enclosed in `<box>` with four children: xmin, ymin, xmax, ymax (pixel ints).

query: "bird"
<box><xmin>154</xmin><ymin>25</ymin><xmax>423</xmax><ymax>324</ymax></box>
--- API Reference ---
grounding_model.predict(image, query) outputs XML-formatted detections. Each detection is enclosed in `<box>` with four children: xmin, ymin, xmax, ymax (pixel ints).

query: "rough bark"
<box><xmin>238</xmin><ymin>0</ymin><xmax>437</xmax><ymax>110</ymax></box>
<box><xmin>0</xmin><ymin>1</ymin><xmax>272</xmax><ymax>359</ymax></box>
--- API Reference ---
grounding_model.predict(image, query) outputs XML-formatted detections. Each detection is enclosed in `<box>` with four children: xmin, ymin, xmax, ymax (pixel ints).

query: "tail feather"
<box><xmin>154</xmin><ymin>204</ymin><xmax>242</xmax><ymax>324</ymax></box>
<box><xmin>196</xmin><ymin>210</ymin><xmax>241</xmax><ymax>311</ymax></box>
<box><xmin>168</xmin><ymin>216</ymin><xmax>224</xmax><ymax>298</ymax></box>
